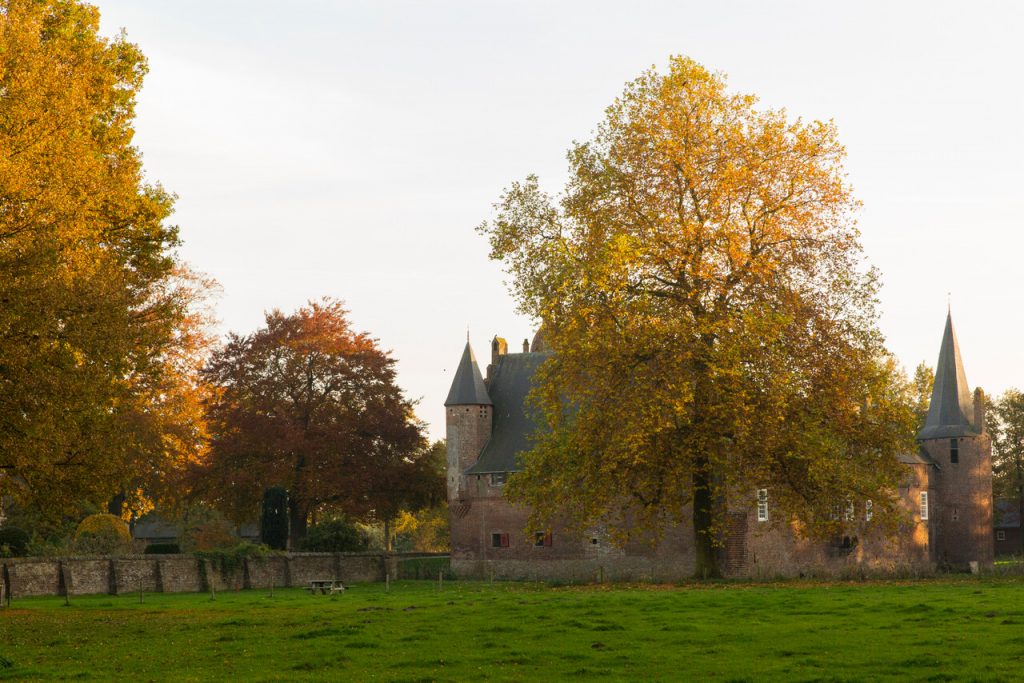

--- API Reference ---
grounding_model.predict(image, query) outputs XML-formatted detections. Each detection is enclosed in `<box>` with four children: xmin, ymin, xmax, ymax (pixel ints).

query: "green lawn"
<box><xmin>2</xmin><ymin>578</ymin><xmax>1024</xmax><ymax>681</ymax></box>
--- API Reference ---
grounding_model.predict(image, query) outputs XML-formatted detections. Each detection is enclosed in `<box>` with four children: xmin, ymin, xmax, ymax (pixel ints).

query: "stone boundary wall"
<box><xmin>0</xmin><ymin>552</ymin><xmax>446</xmax><ymax>600</ymax></box>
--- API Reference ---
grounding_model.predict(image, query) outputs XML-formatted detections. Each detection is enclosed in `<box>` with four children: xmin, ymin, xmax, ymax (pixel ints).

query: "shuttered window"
<box><xmin>757</xmin><ymin>489</ymin><xmax>769</xmax><ymax>522</ymax></box>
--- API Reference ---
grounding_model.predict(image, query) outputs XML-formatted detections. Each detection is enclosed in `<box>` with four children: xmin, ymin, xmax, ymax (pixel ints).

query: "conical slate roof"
<box><xmin>918</xmin><ymin>312</ymin><xmax>977</xmax><ymax>440</ymax></box>
<box><xmin>444</xmin><ymin>342</ymin><xmax>492</xmax><ymax>406</ymax></box>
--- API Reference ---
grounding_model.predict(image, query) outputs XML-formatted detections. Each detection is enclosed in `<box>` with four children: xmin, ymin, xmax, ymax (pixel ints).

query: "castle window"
<box><xmin>844</xmin><ymin>501</ymin><xmax>855</xmax><ymax>522</ymax></box>
<box><xmin>951</xmin><ymin>506</ymin><xmax>960</xmax><ymax>522</ymax></box>
<box><xmin>920</xmin><ymin>492</ymin><xmax>929</xmax><ymax>521</ymax></box>
<box><xmin>756</xmin><ymin>489</ymin><xmax>769</xmax><ymax>522</ymax></box>
<box><xmin>490</xmin><ymin>472</ymin><xmax>507</xmax><ymax>486</ymax></box>
<box><xmin>590</xmin><ymin>537</ymin><xmax>599</xmax><ymax>545</ymax></box>
<box><xmin>950</xmin><ymin>438</ymin><xmax>959</xmax><ymax>464</ymax></box>
<box><xmin>865</xmin><ymin>500</ymin><xmax>873</xmax><ymax>522</ymax></box>
<box><xmin>491</xmin><ymin>533</ymin><xmax>509</xmax><ymax>548</ymax></box>
<box><xmin>534</xmin><ymin>532</ymin><xmax>553</xmax><ymax>547</ymax></box>
<box><xmin>997</xmin><ymin>530</ymin><xmax>1007</xmax><ymax>541</ymax></box>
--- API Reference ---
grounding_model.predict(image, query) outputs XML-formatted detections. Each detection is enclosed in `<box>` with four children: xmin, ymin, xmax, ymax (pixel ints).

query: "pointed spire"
<box><xmin>918</xmin><ymin>311</ymin><xmax>977</xmax><ymax>440</ymax></box>
<box><xmin>444</xmin><ymin>341</ymin><xmax>492</xmax><ymax>406</ymax></box>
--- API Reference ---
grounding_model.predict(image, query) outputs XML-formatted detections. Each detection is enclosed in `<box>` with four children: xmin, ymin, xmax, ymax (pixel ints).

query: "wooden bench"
<box><xmin>308</xmin><ymin>579</ymin><xmax>345</xmax><ymax>595</ymax></box>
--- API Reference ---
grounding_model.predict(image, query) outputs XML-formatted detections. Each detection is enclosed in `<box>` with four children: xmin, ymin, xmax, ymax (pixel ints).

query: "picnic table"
<box><xmin>308</xmin><ymin>579</ymin><xmax>346</xmax><ymax>595</ymax></box>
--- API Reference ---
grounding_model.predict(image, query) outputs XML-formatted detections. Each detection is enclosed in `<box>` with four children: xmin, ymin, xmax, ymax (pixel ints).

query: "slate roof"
<box><xmin>897</xmin><ymin>448</ymin><xmax>938</xmax><ymax>467</ymax></box>
<box><xmin>995</xmin><ymin>499</ymin><xmax>1021</xmax><ymax>528</ymax></box>
<box><xmin>918</xmin><ymin>312</ymin><xmax>978</xmax><ymax>440</ymax></box>
<box><xmin>466</xmin><ymin>352</ymin><xmax>550</xmax><ymax>474</ymax></box>
<box><xmin>444</xmin><ymin>342</ymin><xmax>492</xmax><ymax>406</ymax></box>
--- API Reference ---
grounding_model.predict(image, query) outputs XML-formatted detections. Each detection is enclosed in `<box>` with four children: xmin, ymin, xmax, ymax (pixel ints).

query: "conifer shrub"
<box><xmin>259</xmin><ymin>487</ymin><xmax>289</xmax><ymax>550</ymax></box>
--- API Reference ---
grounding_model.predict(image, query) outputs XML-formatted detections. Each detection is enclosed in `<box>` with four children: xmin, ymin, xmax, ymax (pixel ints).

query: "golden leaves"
<box><xmin>482</xmin><ymin>55</ymin><xmax>914</xmax><ymax>561</ymax></box>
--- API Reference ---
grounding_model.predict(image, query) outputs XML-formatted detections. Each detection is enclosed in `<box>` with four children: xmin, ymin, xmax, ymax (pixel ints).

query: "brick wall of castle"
<box><xmin>451</xmin><ymin>461</ymin><xmax>936</xmax><ymax>580</ymax></box>
<box><xmin>922</xmin><ymin>435</ymin><xmax>994</xmax><ymax>567</ymax></box>
<box><xmin>445</xmin><ymin>405</ymin><xmax>491</xmax><ymax>499</ymax></box>
<box><xmin>450</xmin><ymin>474</ymin><xmax>697</xmax><ymax>581</ymax></box>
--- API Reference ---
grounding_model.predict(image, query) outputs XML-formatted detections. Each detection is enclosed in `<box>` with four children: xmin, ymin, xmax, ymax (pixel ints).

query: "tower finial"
<box><xmin>467</xmin><ymin>326</ymin><xmax>470</xmax><ymax>343</ymax></box>
<box><xmin>947</xmin><ymin>292</ymin><xmax>951</xmax><ymax>313</ymax></box>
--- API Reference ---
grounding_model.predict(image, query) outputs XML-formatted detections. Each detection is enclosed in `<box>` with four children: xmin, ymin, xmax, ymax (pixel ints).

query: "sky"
<box><xmin>96</xmin><ymin>1</ymin><xmax>1024</xmax><ymax>439</ymax></box>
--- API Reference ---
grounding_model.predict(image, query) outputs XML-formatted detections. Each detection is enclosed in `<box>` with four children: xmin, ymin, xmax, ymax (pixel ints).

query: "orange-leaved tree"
<box><xmin>0</xmin><ymin>0</ymin><xmax>212</xmax><ymax>525</ymax></box>
<box><xmin>480</xmin><ymin>56</ymin><xmax>915</xmax><ymax>577</ymax></box>
<box><xmin>196</xmin><ymin>299</ymin><xmax>434</xmax><ymax>546</ymax></box>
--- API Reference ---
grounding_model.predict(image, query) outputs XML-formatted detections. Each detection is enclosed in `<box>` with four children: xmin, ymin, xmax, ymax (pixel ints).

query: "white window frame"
<box><xmin>756</xmin><ymin>489</ymin><xmax>769</xmax><ymax>522</ymax></box>
<box><xmin>490</xmin><ymin>472</ymin><xmax>507</xmax><ymax>486</ymax></box>
<box><xmin>997</xmin><ymin>530</ymin><xmax>1006</xmax><ymax>541</ymax></box>
<box><xmin>920</xmin><ymin>491</ymin><xmax>929</xmax><ymax>521</ymax></box>
<box><xmin>865</xmin><ymin>500</ymin><xmax>873</xmax><ymax>522</ymax></box>
<box><xmin>844</xmin><ymin>501</ymin><xmax>855</xmax><ymax>522</ymax></box>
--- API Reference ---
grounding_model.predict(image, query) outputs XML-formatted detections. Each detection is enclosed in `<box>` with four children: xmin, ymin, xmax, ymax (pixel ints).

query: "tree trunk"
<box><xmin>691</xmin><ymin>345</ymin><xmax>722</xmax><ymax>579</ymax></box>
<box><xmin>383</xmin><ymin>518</ymin><xmax>392</xmax><ymax>552</ymax></box>
<box><xmin>692</xmin><ymin>458</ymin><xmax>721</xmax><ymax>579</ymax></box>
<box><xmin>107</xmin><ymin>490</ymin><xmax>125</xmax><ymax>517</ymax></box>
<box><xmin>288</xmin><ymin>500</ymin><xmax>308</xmax><ymax>550</ymax></box>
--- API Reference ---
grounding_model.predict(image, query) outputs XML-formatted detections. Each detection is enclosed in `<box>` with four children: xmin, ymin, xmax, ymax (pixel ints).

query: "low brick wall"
<box><xmin>0</xmin><ymin>552</ymin><xmax>411</xmax><ymax>600</ymax></box>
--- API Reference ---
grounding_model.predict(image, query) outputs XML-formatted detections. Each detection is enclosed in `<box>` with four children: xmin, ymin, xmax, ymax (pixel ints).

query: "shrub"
<box><xmin>73</xmin><ymin>514</ymin><xmax>132</xmax><ymax>555</ymax></box>
<box><xmin>301</xmin><ymin>518</ymin><xmax>368</xmax><ymax>552</ymax></box>
<box><xmin>194</xmin><ymin>542</ymin><xmax>268</xmax><ymax>573</ymax></box>
<box><xmin>0</xmin><ymin>527</ymin><xmax>30</xmax><ymax>557</ymax></box>
<box><xmin>260</xmin><ymin>487</ymin><xmax>289</xmax><ymax>550</ymax></box>
<box><xmin>143</xmin><ymin>543</ymin><xmax>181</xmax><ymax>555</ymax></box>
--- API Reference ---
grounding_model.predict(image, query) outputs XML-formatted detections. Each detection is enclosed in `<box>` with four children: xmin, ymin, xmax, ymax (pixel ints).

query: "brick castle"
<box><xmin>445</xmin><ymin>312</ymin><xmax>993</xmax><ymax>579</ymax></box>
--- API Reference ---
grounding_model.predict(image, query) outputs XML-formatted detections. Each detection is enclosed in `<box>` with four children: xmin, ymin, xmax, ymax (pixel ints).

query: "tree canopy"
<box><xmin>480</xmin><ymin>56</ymin><xmax>915</xmax><ymax>576</ymax></box>
<box><xmin>987</xmin><ymin>389</ymin><xmax>1024</xmax><ymax>553</ymax></box>
<box><xmin>195</xmin><ymin>299</ymin><xmax>435</xmax><ymax>545</ymax></box>
<box><xmin>0</xmin><ymin>0</ymin><xmax>211</xmax><ymax>524</ymax></box>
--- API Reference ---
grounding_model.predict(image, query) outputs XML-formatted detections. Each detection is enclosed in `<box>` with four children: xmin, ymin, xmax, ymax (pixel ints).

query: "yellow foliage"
<box><xmin>395</xmin><ymin>506</ymin><xmax>450</xmax><ymax>553</ymax></box>
<box><xmin>480</xmin><ymin>55</ymin><xmax>915</xmax><ymax>577</ymax></box>
<box><xmin>75</xmin><ymin>514</ymin><xmax>131</xmax><ymax>542</ymax></box>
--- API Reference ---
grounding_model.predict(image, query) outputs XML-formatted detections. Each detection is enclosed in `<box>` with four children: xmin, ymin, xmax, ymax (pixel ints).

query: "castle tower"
<box><xmin>444</xmin><ymin>341</ymin><xmax>492</xmax><ymax>500</ymax></box>
<box><xmin>917</xmin><ymin>312</ymin><xmax>994</xmax><ymax>567</ymax></box>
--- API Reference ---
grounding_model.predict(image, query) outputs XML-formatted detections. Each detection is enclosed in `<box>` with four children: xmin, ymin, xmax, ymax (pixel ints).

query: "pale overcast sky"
<box><xmin>97</xmin><ymin>1</ymin><xmax>1023</xmax><ymax>439</ymax></box>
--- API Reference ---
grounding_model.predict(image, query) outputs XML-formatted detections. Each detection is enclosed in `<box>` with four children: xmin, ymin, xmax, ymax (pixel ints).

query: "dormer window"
<box><xmin>490</xmin><ymin>472</ymin><xmax>507</xmax><ymax>486</ymax></box>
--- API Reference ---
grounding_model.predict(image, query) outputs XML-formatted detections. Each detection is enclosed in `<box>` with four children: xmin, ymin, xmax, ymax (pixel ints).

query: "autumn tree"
<box><xmin>0</xmin><ymin>0</ymin><xmax>211</xmax><ymax>525</ymax></box>
<box><xmin>196</xmin><ymin>299</ymin><xmax>430</xmax><ymax>545</ymax></box>
<box><xmin>987</xmin><ymin>389</ymin><xmax>1024</xmax><ymax>553</ymax></box>
<box><xmin>480</xmin><ymin>56</ymin><xmax>915</xmax><ymax>577</ymax></box>
<box><xmin>369</xmin><ymin>439</ymin><xmax>446</xmax><ymax>551</ymax></box>
<box><xmin>911</xmin><ymin>362</ymin><xmax>935</xmax><ymax>431</ymax></box>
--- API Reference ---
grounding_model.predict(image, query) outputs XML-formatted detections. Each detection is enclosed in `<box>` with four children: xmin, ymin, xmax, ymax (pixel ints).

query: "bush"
<box><xmin>301</xmin><ymin>518</ymin><xmax>368</xmax><ymax>552</ymax></box>
<box><xmin>74</xmin><ymin>514</ymin><xmax>132</xmax><ymax>555</ymax></box>
<box><xmin>194</xmin><ymin>542</ymin><xmax>268</xmax><ymax>573</ymax></box>
<box><xmin>143</xmin><ymin>543</ymin><xmax>181</xmax><ymax>555</ymax></box>
<box><xmin>0</xmin><ymin>527</ymin><xmax>30</xmax><ymax>557</ymax></box>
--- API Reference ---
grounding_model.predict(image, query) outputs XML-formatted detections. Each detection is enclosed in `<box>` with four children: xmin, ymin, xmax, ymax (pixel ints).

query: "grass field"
<box><xmin>2</xmin><ymin>578</ymin><xmax>1024</xmax><ymax>681</ymax></box>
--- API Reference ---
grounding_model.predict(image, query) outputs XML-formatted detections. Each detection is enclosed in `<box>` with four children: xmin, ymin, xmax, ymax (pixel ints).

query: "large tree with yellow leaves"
<box><xmin>0</xmin><ymin>1</ymin><xmax>210</xmax><ymax>524</ymax></box>
<box><xmin>481</xmin><ymin>57</ymin><xmax>915</xmax><ymax>577</ymax></box>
